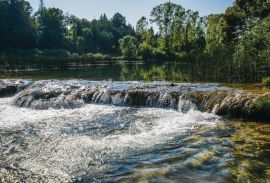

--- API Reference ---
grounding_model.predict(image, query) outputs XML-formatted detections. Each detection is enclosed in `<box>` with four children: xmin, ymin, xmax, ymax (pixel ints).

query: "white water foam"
<box><xmin>0</xmin><ymin>97</ymin><xmax>221</xmax><ymax>182</ymax></box>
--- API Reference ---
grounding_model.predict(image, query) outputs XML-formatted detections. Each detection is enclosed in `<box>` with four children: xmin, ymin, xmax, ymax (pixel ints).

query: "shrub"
<box><xmin>86</xmin><ymin>53</ymin><xmax>109</xmax><ymax>61</ymax></box>
<box><xmin>262</xmin><ymin>77</ymin><xmax>270</xmax><ymax>87</ymax></box>
<box><xmin>250</xmin><ymin>97</ymin><xmax>270</xmax><ymax>121</ymax></box>
<box><xmin>138</xmin><ymin>43</ymin><xmax>153</xmax><ymax>61</ymax></box>
<box><xmin>119</xmin><ymin>35</ymin><xmax>139</xmax><ymax>59</ymax></box>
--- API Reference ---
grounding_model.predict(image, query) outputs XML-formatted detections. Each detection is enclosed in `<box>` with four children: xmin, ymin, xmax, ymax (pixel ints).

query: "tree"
<box><xmin>150</xmin><ymin>2</ymin><xmax>185</xmax><ymax>52</ymax></box>
<box><xmin>136</xmin><ymin>16</ymin><xmax>149</xmax><ymax>33</ymax></box>
<box><xmin>150</xmin><ymin>2</ymin><xmax>205</xmax><ymax>54</ymax></box>
<box><xmin>234</xmin><ymin>16</ymin><xmax>270</xmax><ymax>81</ymax></box>
<box><xmin>205</xmin><ymin>14</ymin><xmax>226</xmax><ymax>54</ymax></box>
<box><xmin>111</xmin><ymin>13</ymin><xmax>135</xmax><ymax>53</ymax></box>
<box><xmin>119</xmin><ymin>35</ymin><xmax>138</xmax><ymax>59</ymax></box>
<box><xmin>0</xmin><ymin>0</ymin><xmax>36</xmax><ymax>49</ymax></box>
<box><xmin>223</xmin><ymin>0</ymin><xmax>270</xmax><ymax>44</ymax></box>
<box><xmin>37</xmin><ymin>8</ymin><xmax>67</xmax><ymax>49</ymax></box>
<box><xmin>66</xmin><ymin>15</ymin><xmax>84</xmax><ymax>52</ymax></box>
<box><xmin>90</xmin><ymin>14</ymin><xmax>114</xmax><ymax>53</ymax></box>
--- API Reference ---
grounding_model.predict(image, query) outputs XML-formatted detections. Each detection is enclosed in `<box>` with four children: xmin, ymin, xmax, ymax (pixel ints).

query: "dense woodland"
<box><xmin>0</xmin><ymin>0</ymin><xmax>270</xmax><ymax>82</ymax></box>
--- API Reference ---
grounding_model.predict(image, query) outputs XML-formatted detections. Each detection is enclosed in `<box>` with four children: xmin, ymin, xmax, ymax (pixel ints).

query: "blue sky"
<box><xmin>27</xmin><ymin>0</ymin><xmax>234</xmax><ymax>25</ymax></box>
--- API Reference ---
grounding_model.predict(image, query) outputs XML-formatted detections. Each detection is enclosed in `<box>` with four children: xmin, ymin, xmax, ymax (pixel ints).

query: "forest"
<box><xmin>0</xmin><ymin>0</ymin><xmax>270</xmax><ymax>83</ymax></box>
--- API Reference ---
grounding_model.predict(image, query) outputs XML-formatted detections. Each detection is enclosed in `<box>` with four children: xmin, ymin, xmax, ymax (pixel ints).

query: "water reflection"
<box><xmin>0</xmin><ymin>61</ymin><xmax>267</xmax><ymax>83</ymax></box>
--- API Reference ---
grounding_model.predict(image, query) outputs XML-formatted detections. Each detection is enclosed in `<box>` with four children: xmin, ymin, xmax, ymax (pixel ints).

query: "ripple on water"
<box><xmin>0</xmin><ymin>97</ymin><xmax>270</xmax><ymax>182</ymax></box>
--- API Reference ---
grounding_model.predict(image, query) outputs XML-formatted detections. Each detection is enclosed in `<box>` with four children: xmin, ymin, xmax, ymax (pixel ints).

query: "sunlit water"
<box><xmin>1</xmin><ymin>95</ymin><xmax>270</xmax><ymax>182</ymax></box>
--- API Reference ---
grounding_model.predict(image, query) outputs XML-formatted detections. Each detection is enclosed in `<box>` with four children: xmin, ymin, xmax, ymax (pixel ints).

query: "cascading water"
<box><xmin>12</xmin><ymin>80</ymin><xmax>224</xmax><ymax>111</ymax></box>
<box><xmin>0</xmin><ymin>80</ymin><xmax>270</xmax><ymax>182</ymax></box>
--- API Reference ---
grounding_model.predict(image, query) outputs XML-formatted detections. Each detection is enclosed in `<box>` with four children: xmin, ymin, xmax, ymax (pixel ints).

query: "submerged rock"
<box><xmin>190</xmin><ymin>91</ymin><xmax>270</xmax><ymax>121</ymax></box>
<box><xmin>0</xmin><ymin>80</ymin><xmax>33</xmax><ymax>98</ymax></box>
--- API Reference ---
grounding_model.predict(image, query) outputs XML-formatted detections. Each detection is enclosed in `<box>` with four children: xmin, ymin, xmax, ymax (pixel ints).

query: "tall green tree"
<box><xmin>111</xmin><ymin>13</ymin><xmax>135</xmax><ymax>53</ymax></box>
<box><xmin>37</xmin><ymin>8</ymin><xmax>67</xmax><ymax>49</ymax></box>
<box><xmin>90</xmin><ymin>14</ymin><xmax>114</xmax><ymax>53</ymax></box>
<box><xmin>223</xmin><ymin>0</ymin><xmax>270</xmax><ymax>44</ymax></box>
<box><xmin>150</xmin><ymin>2</ymin><xmax>185</xmax><ymax>52</ymax></box>
<box><xmin>67</xmin><ymin>15</ymin><xmax>84</xmax><ymax>52</ymax></box>
<box><xmin>136</xmin><ymin>16</ymin><xmax>149</xmax><ymax>33</ymax></box>
<box><xmin>234</xmin><ymin>16</ymin><xmax>270</xmax><ymax>81</ymax></box>
<box><xmin>205</xmin><ymin>14</ymin><xmax>226</xmax><ymax>54</ymax></box>
<box><xmin>0</xmin><ymin>0</ymin><xmax>36</xmax><ymax>49</ymax></box>
<box><xmin>150</xmin><ymin>2</ymin><xmax>205</xmax><ymax>54</ymax></box>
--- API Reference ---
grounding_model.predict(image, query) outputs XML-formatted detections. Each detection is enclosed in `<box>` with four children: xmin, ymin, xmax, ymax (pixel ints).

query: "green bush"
<box><xmin>119</xmin><ymin>35</ymin><xmax>139</xmax><ymax>59</ymax></box>
<box><xmin>250</xmin><ymin>97</ymin><xmax>270</xmax><ymax>121</ymax></box>
<box><xmin>86</xmin><ymin>53</ymin><xmax>109</xmax><ymax>61</ymax></box>
<box><xmin>138</xmin><ymin>43</ymin><xmax>153</xmax><ymax>61</ymax></box>
<box><xmin>262</xmin><ymin>77</ymin><xmax>270</xmax><ymax>87</ymax></box>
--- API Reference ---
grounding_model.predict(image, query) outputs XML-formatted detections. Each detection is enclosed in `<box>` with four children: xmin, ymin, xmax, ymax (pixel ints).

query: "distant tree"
<box><xmin>150</xmin><ymin>2</ymin><xmax>185</xmax><ymax>52</ymax></box>
<box><xmin>90</xmin><ymin>14</ymin><xmax>114</xmax><ymax>53</ymax></box>
<box><xmin>0</xmin><ymin>0</ymin><xmax>36</xmax><ymax>49</ymax></box>
<box><xmin>111</xmin><ymin>13</ymin><xmax>135</xmax><ymax>53</ymax></box>
<box><xmin>150</xmin><ymin>2</ymin><xmax>206</xmax><ymax>54</ymax></box>
<box><xmin>137</xmin><ymin>27</ymin><xmax>157</xmax><ymax>61</ymax></box>
<box><xmin>205</xmin><ymin>14</ymin><xmax>226</xmax><ymax>54</ymax></box>
<box><xmin>36</xmin><ymin>8</ymin><xmax>68</xmax><ymax>49</ymax></box>
<box><xmin>119</xmin><ymin>35</ymin><xmax>139</xmax><ymax>59</ymax></box>
<box><xmin>136</xmin><ymin>16</ymin><xmax>149</xmax><ymax>33</ymax></box>
<box><xmin>67</xmin><ymin>15</ymin><xmax>84</xmax><ymax>52</ymax></box>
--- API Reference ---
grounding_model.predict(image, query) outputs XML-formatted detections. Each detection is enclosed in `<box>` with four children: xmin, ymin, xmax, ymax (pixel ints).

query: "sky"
<box><xmin>27</xmin><ymin>0</ymin><xmax>234</xmax><ymax>26</ymax></box>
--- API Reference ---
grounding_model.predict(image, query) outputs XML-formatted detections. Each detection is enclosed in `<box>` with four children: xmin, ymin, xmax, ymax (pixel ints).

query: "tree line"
<box><xmin>0</xmin><ymin>0</ymin><xmax>270</xmax><ymax>82</ymax></box>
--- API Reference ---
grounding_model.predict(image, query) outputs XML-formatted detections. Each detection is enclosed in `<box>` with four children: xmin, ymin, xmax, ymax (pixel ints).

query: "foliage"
<box><xmin>223</xmin><ymin>0</ymin><xmax>270</xmax><ymax>44</ymax></box>
<box><xmin>0</xmin><ymin>0</ymin><xmax>36</xmax><ymax>49</ymax></box>
<box><xmin>36</xmin><ymin>8</ymin><xmax>68</xmax><ymax>49</ymax></box>
<box><xmin>85</xmin><ymin>53</ymin><xmax>109</xmax><ymax>61</ymax></box>
<box><xmin>250</xmin><ymin>97</ymin><xmax>270</xmax><ymax>120</ymax></box>
<box><xmin>0</xmin><ymin>0</ymin><xmax>270</xmax><ymax>83</ymax></box>
<box><xmin>119</xmin><ymin>36</ymin><xmax>139</xmax><ymax>59</ymax></box>
<box><xmin>262</xmin><ymin>77</ymin><xmax>270</xmax><ymax>87</ymax></box>
<box><xmin>150</xmin><ymin>2</ymin><xmax>206</xmax><ymax>54</ymax></box>
<box><xmin>233</xmin><ymin>16</ymin><xmax>270</xmax><ymax>81</ymax></box>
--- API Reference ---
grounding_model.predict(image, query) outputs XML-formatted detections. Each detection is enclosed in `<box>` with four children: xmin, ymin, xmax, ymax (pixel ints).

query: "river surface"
<box><xmin>0</xmin><ymin>61</ymin><xmax>266</xmax><ymax>83</ymax></box>
<box><xmin>0</xmin><ymin>80</ymin><xmax>270</xmax><ymax>182</ymax></box>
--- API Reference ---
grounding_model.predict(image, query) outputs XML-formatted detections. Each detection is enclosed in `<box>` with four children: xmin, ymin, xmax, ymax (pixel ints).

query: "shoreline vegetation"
<box><xmin>0</xmin><ymin>0</ymin><xmax>270</xmax><ymax>84</ymax></box>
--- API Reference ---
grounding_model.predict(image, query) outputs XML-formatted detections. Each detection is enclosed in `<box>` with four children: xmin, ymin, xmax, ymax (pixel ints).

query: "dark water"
<box><xmin>0</xmin><ymin>61</ymin><xmax>263</xmax><ymax>83</ymax></box>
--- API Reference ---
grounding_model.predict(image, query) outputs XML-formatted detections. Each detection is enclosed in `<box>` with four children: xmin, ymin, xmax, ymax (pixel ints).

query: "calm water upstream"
<box><xmin>0</xmin><ymin>63</ymin><xmax>269</xmax><ymax>182</ymax></box>
<box><xmin>0</xmin><ymin>61</ymin><xmax>264</xmax><ymax>83</ymax></box>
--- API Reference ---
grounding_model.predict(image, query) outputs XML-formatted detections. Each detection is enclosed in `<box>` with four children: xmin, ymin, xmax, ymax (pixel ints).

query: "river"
<box><xmin>0</xmin><ymin>79</ymin><xmax>269</xmax><ymax>182</ymax></box>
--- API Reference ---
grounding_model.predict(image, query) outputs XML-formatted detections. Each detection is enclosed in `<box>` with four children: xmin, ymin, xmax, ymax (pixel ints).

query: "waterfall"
<box><xmin>0</xmin><ymin>79</ymin><xmax>267</xmax><ymax>120</ymax></box>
